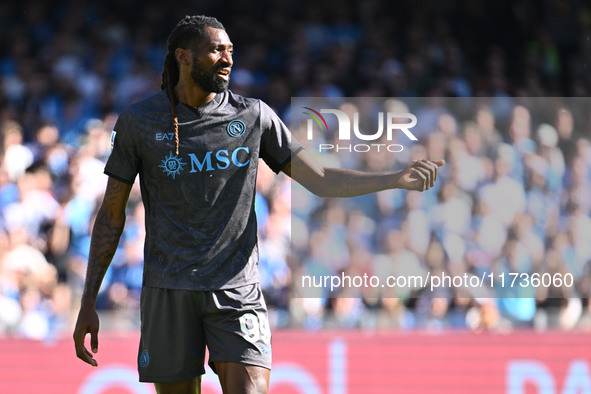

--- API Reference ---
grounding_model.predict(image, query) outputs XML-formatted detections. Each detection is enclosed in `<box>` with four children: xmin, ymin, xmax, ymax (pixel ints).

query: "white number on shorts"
<box><xmin>239</xmin><ymin>313</ymin><xmax>270</xmax><ymax>345</ymax></box>
<box><xmin>258</xmin><ymin>313</ymin><xmax>271</xmax><ymax>344</ymax></box>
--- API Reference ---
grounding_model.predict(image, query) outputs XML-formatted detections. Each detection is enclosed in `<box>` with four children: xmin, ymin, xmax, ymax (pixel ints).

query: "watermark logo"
<box><xmin>159</xmin><ymin>151</ymin><xmax>186</xmax><ymax>179</ymax></box>
<box><xmin>303</xmin><ymin>107</ymin><xmax>328</xmax><ymax>132</ymax></box>
<box><xmin>303</xmin><ymin>107</ymin><xmax>418</xmax><ymax>152</ymax></box>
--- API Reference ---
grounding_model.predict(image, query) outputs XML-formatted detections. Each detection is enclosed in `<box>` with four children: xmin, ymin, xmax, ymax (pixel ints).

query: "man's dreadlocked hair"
<box><xmin>161</xmin><ymin>15</ymin><xmax>225</xmax><ymax>154</ymax></box>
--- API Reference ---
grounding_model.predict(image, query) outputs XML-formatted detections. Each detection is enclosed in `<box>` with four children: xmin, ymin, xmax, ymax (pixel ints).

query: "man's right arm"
<box><xmin>73</xmin><ymin>176</ymin><xmax>133</xmax><ymax>366</ymax></box>
<box><xmin>283</xmin><ymin>149</ymin><xmax>444</xmax><ymax>197</ymax></box>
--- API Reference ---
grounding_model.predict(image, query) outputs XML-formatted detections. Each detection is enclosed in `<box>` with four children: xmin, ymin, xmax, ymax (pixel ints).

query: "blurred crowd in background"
<box><xmin>1</xmin><ymin>0</ymin><xmax>591</xmax><ymax>340</ymax></box>
<box><xmin>289</xmin><ymin>96</ymin><xmax>591</xmax><ymax>332</ymax></box>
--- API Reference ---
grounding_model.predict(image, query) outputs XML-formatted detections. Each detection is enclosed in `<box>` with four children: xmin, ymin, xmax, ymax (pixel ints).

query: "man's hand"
<box><xmin>73</xmin><ymin>303</ymin><xmax>100</xmax><ymax>367</ymax></box>
<box><xmin>396</xmin><ymin>159</ymin><xmax>445</xmax><ymax>191</ymax></box>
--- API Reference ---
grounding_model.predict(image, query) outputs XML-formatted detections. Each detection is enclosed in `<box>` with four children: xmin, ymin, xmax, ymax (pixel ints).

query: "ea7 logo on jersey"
<box><xmin>156</xmin><ymin>132</ymin><xmax>175</xmax><ymax>141</ymax></box>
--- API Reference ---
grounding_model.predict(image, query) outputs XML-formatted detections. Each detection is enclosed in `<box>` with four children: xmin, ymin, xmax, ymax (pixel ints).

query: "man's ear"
<box><xmin>175</xmin><ymin>48</ymin><xmax>191</xmax><ymax>66</ymax></box>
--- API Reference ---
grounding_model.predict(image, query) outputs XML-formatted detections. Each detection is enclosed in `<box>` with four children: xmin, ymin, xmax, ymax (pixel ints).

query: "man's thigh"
<box><xmin>154</xmin><ymin>377</ymin><xmax>201</xmax><ymax>394</ymax></box>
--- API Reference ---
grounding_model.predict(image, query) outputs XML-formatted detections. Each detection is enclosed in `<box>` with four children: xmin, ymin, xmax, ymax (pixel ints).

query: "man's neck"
<box><xmin>174</xmin><ymin>79</ymin><xmax>216</xmax><ymax>108</ymax></box>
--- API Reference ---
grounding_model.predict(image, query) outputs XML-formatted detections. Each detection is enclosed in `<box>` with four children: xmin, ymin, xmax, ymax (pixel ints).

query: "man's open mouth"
<box><xmin>217</xmin><ymin>68</ymin><xmax>231</xmax><ymax>80</ymax></box>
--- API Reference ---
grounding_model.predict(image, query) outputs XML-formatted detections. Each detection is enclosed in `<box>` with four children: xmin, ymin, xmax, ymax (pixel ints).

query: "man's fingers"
<box><xmin>91</xmin><ymin>329</ymin><xmax>98</xmax><ymax>354</ymax></box>
<box><xmin>412</xmin><ymin>159</ymin><xmax>441</xmax><ymax>187</ymax></box>
<box><xmin>410</xmin><ymin>167</ymin><xmax>427</xmax><ymax>191</ymax></box>
<box><xmin>429</xmin><ymin>160</ymin><xmax>445</xmax><ymax>185</ymax></box>
<box><xmin>74</xmin><ymin>335</ymin><xmax>98</xmax><ymax>366</ymax></box>
<box><xmin>78</xmin><ymin>346</ymin><xmax>97</xmax><ymax>366</ymax></box>
<box><xmin>74</xmin><ymin>326</ymin><xmax>99</xmax><ymax>367</ymax></box>
<box><xmin>411</xmin><ymin>162</ymin><xmax>433</xmax><ymax>188</ymax></box>
<box><xmin>83</xmin><ymin>347</ymin><xmax>98</xmax><ymax>367</ymax></box>
<box><xmin>424</xmin><ymin>160</ymin><xmax>438</xmax><ymax>186</ymax></box>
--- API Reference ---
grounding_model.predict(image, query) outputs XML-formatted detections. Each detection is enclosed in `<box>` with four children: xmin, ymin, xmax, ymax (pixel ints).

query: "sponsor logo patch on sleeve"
<box><xmin>110</xmin><ymin>130</ymin><xmax>117</xmax><ymax>152</ymax></box>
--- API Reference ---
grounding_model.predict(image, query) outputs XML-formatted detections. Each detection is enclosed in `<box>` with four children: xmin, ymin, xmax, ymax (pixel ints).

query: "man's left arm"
<box><xmin>282</xmin><ymin>149</ymin><xmax>445</xmax><ymax>198</ymax></box>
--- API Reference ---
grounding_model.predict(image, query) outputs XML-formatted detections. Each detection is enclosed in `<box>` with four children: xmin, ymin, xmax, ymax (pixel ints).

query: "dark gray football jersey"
<box><xmin>105</xmin><ymin>90</ymin><xmax>302</xmax><ymax>290</ymax></box>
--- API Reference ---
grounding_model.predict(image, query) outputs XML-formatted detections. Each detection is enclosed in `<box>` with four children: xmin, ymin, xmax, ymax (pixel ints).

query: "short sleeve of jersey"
<box><xmin>259</xmin><ymin>101</ymin><xmax>303</xmax><ymax>173</ymax></box>
<box><xmin>104</xmin><ymin>110</ymin><xmax>140</xmax><ymax>184</ymax></box>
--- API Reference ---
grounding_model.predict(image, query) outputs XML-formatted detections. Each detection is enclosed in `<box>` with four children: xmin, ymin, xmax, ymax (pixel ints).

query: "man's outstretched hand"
<box><xmin>73</xmin><ymin>304</ymin><xmax>100</xmax><ymax>367</ymax></box>
<box><xmin>397</xmin><ymin>159</ymin><xmax>445</xmax><ymax>191</ymax></box>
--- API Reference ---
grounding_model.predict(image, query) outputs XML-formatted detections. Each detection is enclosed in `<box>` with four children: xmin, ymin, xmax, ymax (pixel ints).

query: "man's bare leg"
<box><xmin>215</xmin><ymin>361</ymin><xmax>270</xmax><ymax>394</ymax></box>
<box><xmin>154</xmin><ymin>377</ymin><xmax>201</xmax><ymax>394</ymax></box>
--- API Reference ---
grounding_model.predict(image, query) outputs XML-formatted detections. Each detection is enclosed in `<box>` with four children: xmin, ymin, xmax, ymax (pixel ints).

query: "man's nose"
<box><xmin>221</xmin><ymin>50</ymin><xmax>233</xmax><ymax>66</ymax></box>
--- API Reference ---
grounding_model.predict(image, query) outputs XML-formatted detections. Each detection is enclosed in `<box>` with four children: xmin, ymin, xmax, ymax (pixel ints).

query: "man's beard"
<box><xmin>190</xmin><ymin>61</ymin><xmax>229</xmax><ymax>93</ymax></box>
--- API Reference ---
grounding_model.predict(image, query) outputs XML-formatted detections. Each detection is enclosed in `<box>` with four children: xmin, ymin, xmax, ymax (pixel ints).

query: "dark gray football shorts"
<box><xmin>137</xmin><ymin>283</ymin><xmax>272</xmax><ymax>383</ymax></box>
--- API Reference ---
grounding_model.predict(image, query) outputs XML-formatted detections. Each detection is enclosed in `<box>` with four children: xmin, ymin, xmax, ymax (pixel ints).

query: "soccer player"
<box><xmin>73</xmin><ymin>15</ymin><xmax>444</xmax><ymax>394</ymax></box>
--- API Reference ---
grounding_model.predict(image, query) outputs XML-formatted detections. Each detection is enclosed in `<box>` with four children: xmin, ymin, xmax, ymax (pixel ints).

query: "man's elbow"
<box><xmin>299</xmin><ymin>174</ymin><xmax>334</xmax><ymax>198</ymax></box>
<box><xmin>292</xmin><ymin>165</ymin><xmax>333</xmax><ymax>197</ymax></box>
